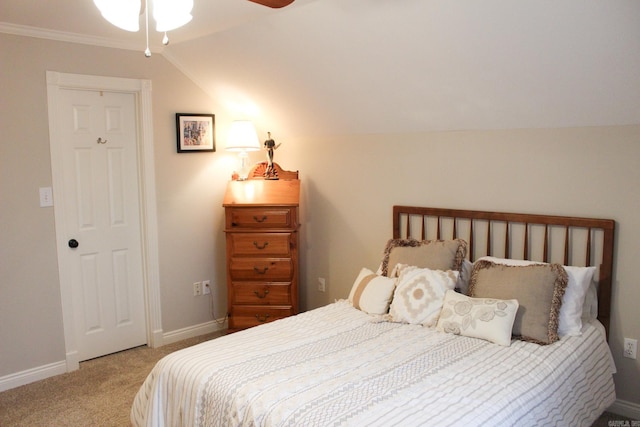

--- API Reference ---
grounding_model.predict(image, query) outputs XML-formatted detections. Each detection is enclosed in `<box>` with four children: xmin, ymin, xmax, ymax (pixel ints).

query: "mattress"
<box><xmin>131</xmin><ymin>300</ymin><xmax>616</xmax><ymax>427</ymax></box>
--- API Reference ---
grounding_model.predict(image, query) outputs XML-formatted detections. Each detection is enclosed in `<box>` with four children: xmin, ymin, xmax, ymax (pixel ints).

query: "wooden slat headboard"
<box><xmin>393</xmin><ymin>206</ymin><xmax>615</xmax><ymax>338</ymax></box>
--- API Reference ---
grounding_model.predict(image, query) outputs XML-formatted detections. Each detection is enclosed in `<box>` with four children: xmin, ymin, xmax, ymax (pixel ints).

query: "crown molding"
<box><xmin>0</xmin><ymin>21</ymin><xmax>163</xmax><ymax>54</ymax></box>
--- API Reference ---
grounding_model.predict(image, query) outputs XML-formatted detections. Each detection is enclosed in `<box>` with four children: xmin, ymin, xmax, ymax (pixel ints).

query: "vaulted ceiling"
<box><xmin>2</xmin><ymin>0</ymin><xmax>639</xmax><ymax>136</ymax></box>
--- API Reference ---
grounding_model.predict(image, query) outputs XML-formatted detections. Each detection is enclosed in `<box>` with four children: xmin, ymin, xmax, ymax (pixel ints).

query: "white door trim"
<box><xmin>46</xmin><ymin>71</ymin><xmax>163</xmax><ymax>372</ymax></box>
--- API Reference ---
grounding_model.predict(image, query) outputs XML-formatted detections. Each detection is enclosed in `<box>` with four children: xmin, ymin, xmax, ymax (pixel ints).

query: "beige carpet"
<box><xmin>0</xmin><ymin>330</ymin><xmax>633</xmax><ymax>426</ymax></box>
<box><xmin>0</xmin><ymin>331</ymin><xmax>223</xmax><ymax>426</ymax></box>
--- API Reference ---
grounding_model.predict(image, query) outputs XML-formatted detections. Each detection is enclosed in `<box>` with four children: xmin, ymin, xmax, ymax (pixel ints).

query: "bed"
<box><xmin>131</xmin><ymin>206</ymin><xmax>617</xmax><ymax>427</ymax></box>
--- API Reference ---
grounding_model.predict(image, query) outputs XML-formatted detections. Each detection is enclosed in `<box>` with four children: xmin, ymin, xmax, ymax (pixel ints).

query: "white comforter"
<box><xmin>131</xmin><ymin>300</ymin><xmax>615</xmax><ymax>427</ymax></box>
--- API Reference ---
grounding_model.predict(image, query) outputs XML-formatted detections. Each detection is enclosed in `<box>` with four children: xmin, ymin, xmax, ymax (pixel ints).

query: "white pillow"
<box><xmin>582</xmin><ymin>277</ymin><xmax>599</xmax><ymax>321</ymax></box>
<box><xmin>388</xmin><ymin>266</ymin><xmax>458</xmax><ymax>326</ymax></box>
<box><xmin>456</xmin><ymin>259</ymin><xmax>473</xmax><ymax>294</ymax></box>
<box><xmin>348</xmin><ymin>268</ymin><xmax>396</xmax><ymax>315</ymax></box>
<box><xmin>437</xmin><ymin>290</ymin><xmax>519</xmax><ymax>346</ymax></box>
<box><xmin>478</xmin><ymin>256</ymin><xmax>595</xmax><ymax>336</ymax></box>
<box><xmin>561</xmin><ymin>265</ymin><xmax>597</xmax><ymax>333</ymax></box>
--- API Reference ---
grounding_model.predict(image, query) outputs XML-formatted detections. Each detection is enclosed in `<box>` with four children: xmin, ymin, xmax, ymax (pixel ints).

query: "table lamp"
<box><xmin>226</xmin><ymin>120</ymin><xmax>261</xmax><ymax>180</ymax></box>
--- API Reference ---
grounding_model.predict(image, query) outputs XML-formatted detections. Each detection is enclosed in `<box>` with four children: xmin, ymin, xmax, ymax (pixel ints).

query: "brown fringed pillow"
<box><xmin>380</xmin><ymin>239</ymin><xmax>467</xmax><ymax>277</ymax></box>
<box><xmin>468</xmin><ymin>260</ymin><xmax>568</xmax><ymax>345</ymax></box>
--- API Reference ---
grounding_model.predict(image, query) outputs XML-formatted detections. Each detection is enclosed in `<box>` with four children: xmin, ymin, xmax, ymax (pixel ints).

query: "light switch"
<box><xmin>39</xmin><ymin>187</ymin><xmax>53</xmax><ymax>207</ymax></box>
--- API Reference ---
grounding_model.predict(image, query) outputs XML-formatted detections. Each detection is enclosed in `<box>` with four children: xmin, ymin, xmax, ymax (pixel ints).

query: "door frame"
<box><xmin>46</xmin><ymin>71</ymin><xmax>163</xmax><ymax>372</ymax></box>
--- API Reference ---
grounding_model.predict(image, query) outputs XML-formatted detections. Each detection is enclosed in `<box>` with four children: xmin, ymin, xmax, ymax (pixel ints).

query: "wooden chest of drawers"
<box><xmin>223</xmin><ymin>176</ymin><xmax>300</xmax><ymax>332</ymax></box>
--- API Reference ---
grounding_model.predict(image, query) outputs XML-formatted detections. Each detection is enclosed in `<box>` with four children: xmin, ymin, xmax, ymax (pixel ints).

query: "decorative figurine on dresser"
<box><xmin>223</xmin><ymin>161</ymin><xmax>300</xmax><ymax>332</ymax></box>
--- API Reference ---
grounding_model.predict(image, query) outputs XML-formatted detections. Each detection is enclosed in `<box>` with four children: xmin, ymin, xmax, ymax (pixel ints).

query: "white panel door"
<box><xmin>58</xmin><ymin>88</ymin><xmax>146</xmax><ymax>361</ymax></box>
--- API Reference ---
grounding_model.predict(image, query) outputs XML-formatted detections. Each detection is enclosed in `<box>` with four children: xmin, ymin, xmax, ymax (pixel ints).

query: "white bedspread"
<box><xmin>131</xmin><ymin>300</ymin><xmax>615</xmax><ymax>427</ymax></box>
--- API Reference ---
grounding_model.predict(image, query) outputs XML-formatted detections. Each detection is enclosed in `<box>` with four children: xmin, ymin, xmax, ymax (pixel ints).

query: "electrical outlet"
<box><xmin>318</xmin><ymin>277</ymin><xmax>326</xmax><ymax>292</ymax></box>
<box><xmin>203</xmin><ymin>280</ymin><xmax>211</xmax><ymax>295</ymax></box>
<box><xmin>624</xmin><ymin>338</ymin><xmax>637</xmax><ymax>359</ymax></box>
<box><xmin>193</xmin><ymin>281</ymin><xmax>202</xmax><ymax>296</ymax></box>
<box><xmin>39</xmin><ymin>187</ymin><xmax>53</xmax><ymax>207</ymax></box>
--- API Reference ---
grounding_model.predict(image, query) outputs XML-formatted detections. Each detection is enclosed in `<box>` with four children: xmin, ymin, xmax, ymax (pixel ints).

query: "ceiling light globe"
<box><xmin>153</xmin><ymin>0</ymin><xmax>194</xmax><ymax>32</ymax></box>
<box><xmin>93</xmin><ymin>0</ymin><xmax>141</xmax><ymax>32</ymax></box>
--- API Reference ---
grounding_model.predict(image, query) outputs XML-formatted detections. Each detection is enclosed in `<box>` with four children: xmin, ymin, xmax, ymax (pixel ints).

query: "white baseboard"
<box><xmin>0</xmin><ymin>318</ymin><xmax>226</xmax><ymax>393</ymax></box>
<box><xmin>0</xmin><ymin>360</ymin><xmax>67</xmax><ymax>393</ymax></box>
<box><xmin>609</xmin><ymin>399</ymin><xmax>640</xmax><ymax>420</ymax></box>
<box><xmin>148</xmin><ymin>328</ymin><xmax>164</xmax><ymax>349</ymax></box>
<box><xmin>66</xmin><ymin>349</ymin><xmax>79</xmax><ymax>372</ymax></box>
<box><xmin>162</xmin><ymin>318</ymin><xmax>227</xmax><ymax>345</ymax></box>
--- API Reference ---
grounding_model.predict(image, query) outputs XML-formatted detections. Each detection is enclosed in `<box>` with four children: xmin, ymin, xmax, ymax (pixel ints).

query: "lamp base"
<box><xmin>237</xmin><ymin>151</ymin><xmax>251</xmax><ymax>180</ymax></box>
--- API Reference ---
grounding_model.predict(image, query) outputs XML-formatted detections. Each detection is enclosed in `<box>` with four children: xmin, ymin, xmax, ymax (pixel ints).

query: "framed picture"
<box><xmin>176</xmin><ymin>113</ymin><xmax>215</xmax><ymax>152</ymax></box>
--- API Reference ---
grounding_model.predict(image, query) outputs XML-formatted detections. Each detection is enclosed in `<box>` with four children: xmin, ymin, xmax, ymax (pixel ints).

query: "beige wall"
<box><xmin>1</xmin><ymin>32</ymin><xmax>638</xmax><ymax>406</ymax></box>
<box><xmin>0</xmin><ymin>33</ymin><xmax>233</xmax><ymax>376</ymax></box>
<box><xmin>287</xmin><ymin>128</ymin><xmax>640</xmax><ymax>404</ymax></box>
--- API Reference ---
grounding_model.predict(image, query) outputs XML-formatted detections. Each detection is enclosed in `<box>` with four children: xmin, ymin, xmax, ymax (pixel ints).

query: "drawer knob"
<box><xmin>253</xmin><ymin>241</ymin><xmax>269</xmax><ymax>250</ymax></box>
<box><xmin>254</xmin><ymin>289</ymin><xmax>270</xmax><ymax>298</ymax></box>
<box><xmin>255</xmin><ymin>314</ymin><xmax>271</xmax><ymax>323</ymax></box>
<box><xmin>253</xmin><ymin>266</ymin><xmax>269</xmax><ymax>274</ymax></box>
<box><xmin>253</xmin><ymin>215</ymin><xmax>268</xmax><ymax>223</ymax></box>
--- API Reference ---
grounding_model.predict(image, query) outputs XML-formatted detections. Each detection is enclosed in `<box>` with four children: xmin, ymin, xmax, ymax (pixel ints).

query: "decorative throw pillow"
<box><xmin>388</xmin><ymin>266</ymin><xmax>459</xmax><ymax>326</ymax></box>
<box><xmin>437</xmin><ymin>290</ymin><xmax>519</xmax><ymax>346</ymax></box>
<box><xmin>348</xmin><ymin>268</ymin><xmax>396</xmax><ymax>315</ymax></box>
<box><xmin>478</xmin><ymin>256</ymin><xmax>595</xmax><ymax>336</ymax></box>
<box><xmin>469</xmin><ymin>260</ymin><xmax>568</xmax><ymax>345</ymax></box>
<box><xmin>379</xmin><ymin>238</ymin><xmax>467</xmax><ymax>277</ymax></box>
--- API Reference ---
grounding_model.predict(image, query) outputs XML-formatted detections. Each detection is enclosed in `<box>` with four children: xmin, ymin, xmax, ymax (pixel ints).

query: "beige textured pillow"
<box><xmin>477</xmin><ymin>256</ymin><xmax>596</xmax><ymax>337</ymax></box>
<box><xmin>388</xmin><ymin>266</ymin><xmax>459</xmax><ymax>326</ymax></box>
<box><xmin>469</xmin><ymin>260</ymin><xmax>568</xmax><ymax>345</ymax></box>
<box><xmin>437</xmin><ymin>290</ymin><xmax>519</xmax><ymax>346</ymax></box>
<box><xmin>380</xmin><ymin>239</ymin><xmax>467</xmax><ymax>277</ymax></box>
<box><xmin>348</xmin><ymin>268</ymin><xmax>396</xmax><ymax>315</ymax></box>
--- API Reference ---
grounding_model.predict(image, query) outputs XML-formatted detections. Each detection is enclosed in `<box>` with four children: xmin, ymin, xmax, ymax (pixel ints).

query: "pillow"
<box><xmin>348</xmin><ymin>268</ymin><xmax>396</xmax><ymax>315</ymax></box>
<box><xmin>388</xmin><ymin>266</ymin><xmax>459</xmax><ymax>326</ymax></box>
<box><xmin>582</xmin><ymin>275</ymin><xmax>599</xmax><ymax>322</ymax></box>
<box><xmin>379</xmin><ymin>238</ymin><xmax>467</xmax><ymax>277</ymax></box>
<box><xmin>436</xmin><ymin>290</ymin><xmax>519</xmax><ymax>346</ymax></box>
<box><xmin>456</xmin><ymin>259</ymin><xmax>474</xmax><ymax>295</ymax></box>
<box><xmin>478</xmin><ymin>256</ymin><xmax>595</xmax><ymax>336</ymax></box>
<box><xmin>469</xmin><ymin>260</ymin><xmax>568</xmax><ymax>345</ymax></box>
<box><xmin>555</xmin><ymin>264</ymin><xmax>595</xmax><ymax>334</ymax></box>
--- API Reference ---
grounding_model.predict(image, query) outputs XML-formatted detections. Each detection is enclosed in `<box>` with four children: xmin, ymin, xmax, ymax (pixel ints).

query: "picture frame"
<box><xmin>176</xmin><ymin>113</ymin><xmax>215</xmax><ymax>152</ymax></box>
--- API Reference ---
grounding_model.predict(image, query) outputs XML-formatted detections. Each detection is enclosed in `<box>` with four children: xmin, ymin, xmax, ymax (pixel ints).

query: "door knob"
<box><xmin>68</xmin><ymin>239</ymin><xmax>79</xmax><ymax>249</ymax></box>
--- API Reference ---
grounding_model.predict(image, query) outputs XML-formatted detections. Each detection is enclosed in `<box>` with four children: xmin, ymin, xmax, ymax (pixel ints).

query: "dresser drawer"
<box><xmin>224</xmin><ymin>178</ymin><xmax>300</xmax><ymax>332</ymax></box>
<box><xmin>230</xmin><ymin>306</ymin><xmax>293</xmax><ymax>329</ymax></box>
<box><xmin>232</xmin><ymin>282</ymin><xmax>291</xmax><ymax>305</ymax></box>
<box><xmin>229</xmin><ymin>233</ymin><xmax>292</xmax><ymax>257</ymax></box>
<box><xmin>228</xmin><ymin>207</ymin><xmax>295</xmax><ymax>229</ymax></box>
<box><xmin>229</xmin><ymin>258</ymin><xmax>293</xmax><ymax>281</ymax></box>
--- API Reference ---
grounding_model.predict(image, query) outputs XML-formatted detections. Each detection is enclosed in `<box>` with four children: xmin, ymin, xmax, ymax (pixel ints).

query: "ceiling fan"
<box><xmin>93</xmin><ymin>0</ymin><xmax>295</xmax><ymax>56</ymax></box>
<box><xmin>248</xmin><ymin>0</ymin><xmax>295</xmax><ymax>7</ymax></box>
